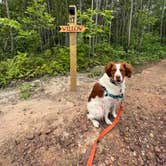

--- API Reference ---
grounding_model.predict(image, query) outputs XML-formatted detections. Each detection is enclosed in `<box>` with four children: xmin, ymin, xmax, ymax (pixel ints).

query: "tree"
<box><xmin>128</xmin><ymin>0</ymin><xmax>133</xmax><ymax>48</ymax></box>
<box><xmin>4</xmin><ymin>0</ymin><xmax>14</xmax><ymax>54</ymax></box>
<box><xmin>160</xmin><ymin>0</ymin><xmax>166</xmax><ymax>43</ymax></box>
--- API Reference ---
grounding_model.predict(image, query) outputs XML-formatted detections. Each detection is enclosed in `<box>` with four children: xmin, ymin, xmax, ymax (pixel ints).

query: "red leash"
<box><xmin>86</xmin><ymin>105</ymin><xmax>123</xmax><ymax>166</ymax></box>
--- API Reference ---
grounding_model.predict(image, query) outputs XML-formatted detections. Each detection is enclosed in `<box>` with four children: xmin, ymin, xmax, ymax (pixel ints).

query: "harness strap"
<box><xmin>101</xmin><ymin>85</ymin><xmax>123</xmax><ymax>99</ymax></box>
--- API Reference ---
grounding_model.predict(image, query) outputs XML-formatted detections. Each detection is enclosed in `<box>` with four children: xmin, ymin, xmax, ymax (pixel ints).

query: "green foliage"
<box><xmin>136</xmin><ymin>9</ymin><xmax>158</xmax><ymax>27</ymax></box>
<box><xmin>0</xmin><ymin>48</ymin><xmax>70</xmax><ymax>87</ymax></box>
<box><xmin>78</xmin><ymin>9</ymin><xmax>113</xmax><ymax>40</ymax></box>
<box><xmin>16</xmin><ymin>30</ymin><xmax>40</xmax><ymax>52</ymax></box>
<box><xmin>19</xmin><ymin>83</ymin><xmax>33</xmax><ymax>99</ymax></box>
<box><xmin>0</xmin><ymin>18</ymin><xmax>21</xmax><ymax>30</ymax></box>
<box><xmin>0</xmin><ymin>43</ymin><xmax>165</xmax><ymax>88</ymax></box>
<box><xmin>88</xmin><ymin>68</ymin><xmax>103</xmax><ymax>78</ymax></box>
<box><xmin>22</xmin><ymin>0</ymin><xmax>54</xmax><ymax>29</ymax></box>
<box><xmin>0</xmin><ymin>0</ymin><xmax>55</xmax><ymax>58</ymax></box>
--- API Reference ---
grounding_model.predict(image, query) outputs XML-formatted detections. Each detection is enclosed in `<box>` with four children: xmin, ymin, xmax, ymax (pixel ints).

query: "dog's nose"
<box><xmin>116</xmin><ymin>75</ymin><xmax>121</xmax><ymax>82</ymax></box>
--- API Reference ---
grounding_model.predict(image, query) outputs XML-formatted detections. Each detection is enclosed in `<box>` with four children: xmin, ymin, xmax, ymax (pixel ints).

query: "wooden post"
<box><xmin>59</xmin><ymin>5</ymin><xmax>85</xmax><ymax>91</ymax></box>
<box><xmin>69</xmin><ymin>5</ymin><xmax>77</xmax><ymax>91</ymax></box>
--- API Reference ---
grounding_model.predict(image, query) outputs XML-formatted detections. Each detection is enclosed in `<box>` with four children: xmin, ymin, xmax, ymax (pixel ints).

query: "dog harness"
<box><xmin>101</xmin><ymin>85</ymin><xmax>123</xmax><ymax>99</ymax></box>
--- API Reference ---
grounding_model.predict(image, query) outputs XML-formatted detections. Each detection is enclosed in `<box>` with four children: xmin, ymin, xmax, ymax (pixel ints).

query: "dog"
<box><xmin>87</xmin><ymin>61</ymin><xmax>133</xmax><ymax>128</ymax></box>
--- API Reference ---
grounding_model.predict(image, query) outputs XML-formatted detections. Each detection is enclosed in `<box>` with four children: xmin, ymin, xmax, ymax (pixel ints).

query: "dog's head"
<box><xmin>105</xmin><ymin>61</ymin><xmax>133</xmax><ymax>84</ymax></box>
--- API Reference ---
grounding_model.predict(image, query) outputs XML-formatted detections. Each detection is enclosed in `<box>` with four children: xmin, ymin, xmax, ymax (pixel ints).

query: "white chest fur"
<box><xmin>99</xmin><ymin>73</ymin><xmax>125</xmax><ymax>96</ymax></box>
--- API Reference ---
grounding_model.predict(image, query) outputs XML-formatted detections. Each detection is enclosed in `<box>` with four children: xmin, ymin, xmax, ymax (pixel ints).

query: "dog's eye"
<box><xmin>120</xmin><ymin>69</ymin><xmax>124</xmax><ymax>72</ymax></box>
<box><xmin>112</xmin><ymin>69</ymin><xmax>116</xmax><ymax>72</ymax></box>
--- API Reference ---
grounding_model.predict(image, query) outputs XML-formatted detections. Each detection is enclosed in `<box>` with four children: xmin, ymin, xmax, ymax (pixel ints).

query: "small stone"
<box><xmin>133</xmin><ymin>151</ymin><xmax>137</xmax><ymax>156</ymax></box>
<box><xmin>146</xmin><ymin>152</ymin><xmax>153</xmax><ymax>160</ymax></box>
<box><xmin>141</xmin><ymin>150</ymin><xmax>145</xmax><ymax>156</ymax></box>
<box><xmin>26</xmin><ymin>133</ymin><xmax>34</xmax><ymax>140</ymax></box>
<box><xmin>37</xmin><ymin>131</ymin><xmax>42</xmax><ymax>136</ymax></box>
<box><xmin>150</xmin><ymin>133</ymin><xmax>154</xmax><ymax>138</ymax></box>
<box><xmin>111</xmin><ymin>156</ymin><xmax>115</xmax><ymax>161</ymax></box>
<box><xmin>137</xmin><ymin>105</ymin><xmax>142</xmax><ymax>109</ymax></box>
<box><xmin>14</xmin><ymin>139</ymin><xmax>20</xmax><ymax>145</ymax></box>
<box><xmin>154</xmin><ymin>146</ymin><xmax>161</xmax><ymax>153</ymax></box>
<box><xmin>45</xmin><ymin>128</ymin><xmax>53</xmax><ymax>135</ymax></box>
<box><xmin>22</xmin><ymin>108</ymin><xmax>27</xmax><ymax>112</ymax></box>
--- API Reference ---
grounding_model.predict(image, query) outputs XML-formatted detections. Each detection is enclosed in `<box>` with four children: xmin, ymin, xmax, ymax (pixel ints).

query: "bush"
<box><xmin>19</xmin><ymin>83</ymin><xmax>33</xmax><ymax>99</ymax></box>
<box><xmin>0</xmin><ymin>43</ymin><xmax>166</xmax><ymax>88</ymax></box>
<box><xmin>0</xmin><ymin>48</ymin><xmax>70</xmax><ymax>87</ymax></box>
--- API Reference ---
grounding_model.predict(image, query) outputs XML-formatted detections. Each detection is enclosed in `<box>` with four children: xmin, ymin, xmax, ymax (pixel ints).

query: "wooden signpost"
<box><xmin>59</xmin><ymin>25</ymin><xmax>85</xmax><ymax>33</ymax></box>
<box><xmin>59</xmin><ymin>5</ymin><xmax>85</xmax><ymax>91</ymax></box>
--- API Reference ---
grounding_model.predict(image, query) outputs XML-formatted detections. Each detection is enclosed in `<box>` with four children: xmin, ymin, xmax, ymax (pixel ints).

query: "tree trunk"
<box><xmin>128</xmin><ymin>0</ymin><xmax>133</xmax><ymax>48</ymax></box>
<box><xmin>4</xmin><ymin>0</ymin><xmax>14</xmax><ymax>55</ymax></box>
<box><xmin>138</xmin><ymin>27</ymin><xmax>145</xmax><ymax>51</ymax></box>
<box><xmin>147</xmin><ymin>0</ymin><xmax>152</xmax><ymax>32</ymax></box>
<box><xmin>95</xmin><ymin>0</ymin><xmax>99</xmax><ymax>46</ymax></box>
<box><xmin>160</xmin><ymin>0</ymin><xmax>166</xmax><ymax>43</ymax></box>
<box><xmin>88</xmin><ymin>0</ymin><xmax>94</xmax><ymax>58</ymax></box>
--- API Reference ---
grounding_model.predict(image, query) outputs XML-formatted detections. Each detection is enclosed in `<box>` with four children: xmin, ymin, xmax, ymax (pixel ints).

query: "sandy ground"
<box><xmin>0</xmin><ymin>60</ymin><xmax>165</xmax><ymax>166</ymax></box>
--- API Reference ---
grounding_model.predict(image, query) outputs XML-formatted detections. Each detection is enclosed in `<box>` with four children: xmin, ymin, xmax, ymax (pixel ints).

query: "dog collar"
<box><xmin>101</xmin><ymin>85</ymin><xmax>123</xmax><ymax>99</ymax></box>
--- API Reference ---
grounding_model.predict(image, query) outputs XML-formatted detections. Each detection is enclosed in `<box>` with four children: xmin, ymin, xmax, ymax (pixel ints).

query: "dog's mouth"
<box><xmin>116</xmin><ymin>79</ymin><xmax>122</xmax><ymax>83</ymax></box>
<box><xmin>115</xmin><ymin>78</ymin><xmax>124</xmax><ymax>85</ymax></box>
<box><xmin>110</xmin><ymin>78</ymin><xmax>123</xmax><ymax>85</ymax></box>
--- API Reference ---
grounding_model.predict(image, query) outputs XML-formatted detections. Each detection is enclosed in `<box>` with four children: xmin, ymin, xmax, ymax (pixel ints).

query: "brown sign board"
<box><xmin>59</xmin><ymin>25</ymin><xmax>85</xmax><ymax>32</ymax></box>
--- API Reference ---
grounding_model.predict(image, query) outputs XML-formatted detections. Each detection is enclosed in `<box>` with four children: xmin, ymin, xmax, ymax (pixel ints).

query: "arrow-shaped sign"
<box><xmin>59</xmin><ymin>25</ymin><xmax>86</xmax><ymax>32</ymax></box>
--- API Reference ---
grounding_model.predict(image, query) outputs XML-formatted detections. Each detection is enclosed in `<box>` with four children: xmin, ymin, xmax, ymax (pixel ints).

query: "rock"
<box><xmin>14</xmin><ymin>139</ymin><xmax>20</xmax><ymax>145</ymax></box>
<box><xmin>156</xmin><ymin>154</ymin><xmax>165</xmax><ymax>165</ymax></box>
<box><xmin>22</xmin><ymin>108</ymin><xmax>27</xmax><ymax>112</ymax></box>
<box><xmin>154</xmin><ymin>146</ymin><xmax>161</xmax><ymax>153</ymax></box>
<box><xmin>141</xmin><ymin>150</ymin><xmax>145</xmax><ymax>156</ymax></box>
<box><xmin>111</xmin><ymin>156</ymin><xmax>115</xmax><ymax>161</ymax></box>
<box><xmin>137</xmin><ymin>105</ymin><xmax>142</xmax><ymax>109</ymax></box>
<box><xmin>31</xmin><ymin>80</ymin><xmax>41</xmax><ymax>87</ymax></box>
<box><xmin>150</xmin><ymin>133</ymin><xmax>154</xmax><ymax>138</ymax></box>
<box><xmin>138</xmin><ymin>155</ymin><xmax>144</xmax><ymax>165</ymax></box>
<box><xmin>133</xmin><ymin>151</ymin><xmax>137</xmax><ymax>156</ymax></box>
<box><xmin>26</xmin><ymin>133</ymin><xmax>35</xmax><ymax>140</ymax></box>
<box><xmin>96</xmin><ymin>161</ymin><xmax>106</xmax><ymax>166</ymax></box>
<box><xmin>45</xmin><ymin>128</ymin><xmax>53</xmax><ymax>135</ymax></box>
<box><xmin>146</xmin><ymin>152</ymin><xmax>153</xmax><ymax>160</ymax></box>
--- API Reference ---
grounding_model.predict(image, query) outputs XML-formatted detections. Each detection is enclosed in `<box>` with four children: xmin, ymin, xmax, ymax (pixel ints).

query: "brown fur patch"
<box><xmin>88</xmin><ymin>83</ymin><xmax>104</xmax><ymax>102</ymax></box>
<box><xmin>119</xmin><ymin>63</ymin><xmax>126</xmax><ymax>79</ymax></box>
<box><xmin>121</xmin><ymin>62</ymin><xmax>133</xmax><ymax>77</ymax></box>
<box><xmin>104</xmin><ymin>61</ymin><xmax>116</xmax><ymax>78</ymax></box>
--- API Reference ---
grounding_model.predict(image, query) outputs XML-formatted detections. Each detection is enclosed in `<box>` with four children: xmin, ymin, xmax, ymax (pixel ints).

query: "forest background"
<box><xmin>0</xmin><ymin>0</ymin><xmax>166</xmax><ymax>87</ymax></box>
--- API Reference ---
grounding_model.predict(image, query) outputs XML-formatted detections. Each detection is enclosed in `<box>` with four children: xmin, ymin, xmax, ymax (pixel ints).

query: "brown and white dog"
<box><xmin>87</xmin><ymin>61</ymin><xmax>133</xmax><ymax>128</ymax></box>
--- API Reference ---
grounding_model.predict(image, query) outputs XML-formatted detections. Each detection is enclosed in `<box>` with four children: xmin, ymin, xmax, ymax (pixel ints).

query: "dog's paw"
<box><xmin>105</xmin><ymin>119</ymin><xmax>112</xmax><ymax>125</ymax></box>
<box><xmin>92</xmin><ymin>120</ymin><xmax>100</xmax><ymax>128</ymax></box>
<box><xmin>112</xmin><ymin>112</ymin><xmax>117</xmax><ymax>118</ymax></box>
<box><xmin>87</xmin><ymin>113</ymin><xmax>90</xmax><ymax>119</ymax></box>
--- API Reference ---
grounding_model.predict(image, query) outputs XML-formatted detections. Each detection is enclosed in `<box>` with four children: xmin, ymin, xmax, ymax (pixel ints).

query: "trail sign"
<box><xmin>59</xmin><ymin>5</ymin><xmax>85</xmax><ymax>91</ymax></box>
<box><xmin>59</xmin><ymin>25</ymin><xmax>85</xmax><ymax>32</ymax></box>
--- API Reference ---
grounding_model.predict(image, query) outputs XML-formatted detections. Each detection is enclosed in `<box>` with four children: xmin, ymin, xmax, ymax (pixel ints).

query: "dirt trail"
<box><xmin>0</xmin><ymin>60</ymin><xmax>166</xmax><ymax>166</ymax></box>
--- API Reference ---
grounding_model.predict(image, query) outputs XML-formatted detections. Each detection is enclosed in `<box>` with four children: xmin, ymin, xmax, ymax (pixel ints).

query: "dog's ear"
<box><xmin>104</xmin><ymin>61</ymin><xmax>115</xmax><ymax>77</ymax></box>
<box><xmin>122</xmin><ymin>62</ymin><xmax>133</xmax><ymax>78</ymax></box>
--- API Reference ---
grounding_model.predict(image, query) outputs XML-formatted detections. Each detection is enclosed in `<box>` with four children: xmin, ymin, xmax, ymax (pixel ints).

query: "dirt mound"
<box><xmin>0</xmin><ymin>60</ymin><xmax>166</xmax><ymax>166</ymax></box>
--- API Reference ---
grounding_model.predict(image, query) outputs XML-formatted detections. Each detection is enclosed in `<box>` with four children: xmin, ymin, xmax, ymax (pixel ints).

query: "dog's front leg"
<box><xmin>104</xmin><ymin>110</ymin><xmax>112</xmax><ymax>125</ymax></box>
<box><xmin>112</xmin><ymin>105</ymin><xmax>117</xmax><ymax>118</ymax></box>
